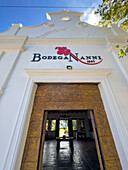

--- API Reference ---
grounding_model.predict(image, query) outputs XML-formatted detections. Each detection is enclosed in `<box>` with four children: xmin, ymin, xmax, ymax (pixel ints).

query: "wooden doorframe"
<box><xmin>37</xmin><ymin>111</ymin><xmax>48</xmax><ymax>170</ymax></box>
<box><xmin>90</xmin><ymin>110</ymin><xmax>105</xmax><ymax>170</ymax></box>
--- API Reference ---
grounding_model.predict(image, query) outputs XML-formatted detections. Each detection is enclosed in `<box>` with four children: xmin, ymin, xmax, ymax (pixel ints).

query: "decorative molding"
<box><xmin>112</xmin><ymin>51</ymin><xmax>128</xmax><ymax>83</ymax></box>
<box><xmin>44</xmin><ymin>22</ymin><xmax>54</xmax><ymax>28</ymax></box>
<box><xmin>106</xmin><ymin>35</ymin><xmax>128</xmax><ymax>83</ymax></box>
<box><xmin>25</xmin><ymin>69</ymin><xmax>111</xmax><ymax>82</ymax></box>
<box><xmin>27</xmin><ymin>37</ymin><xmax>107</xmax><ymax>45</ymax></box>
<box><xmin>0</xmin><ymin>36</ymin><xmax>28</xmax><ymax>52</ymax></box>
<box><xmin>0</xmin><ymin>36</ymin><xmax>107</xmax><ymax>46</ymax></box>
<box><xmin>78</xmin><ymin>22</ymin><xmax>88</xmax><ymax>28</ymax></box>
<box><xmin>0</xmin><ymin>51</ymin><xmax>22</xmax><ymax>96</ymax></box>
<box><xmin>110</xmin><ymin>24</ymin><xmax>127</xmax><ymax>36</ymax></box>
<box><xmin>36</xmin><ymin>28</ymin><xmax>89</xmax><ymax>38</ymax></box>
<box><xmin>106</xmin><ymin>35</ymin><xmax>128</xmax><ymax>52</ymax></box>
<box><xmin>42</xmin><ymin>28</ymin><xmax>67</xmax><ymax>38</ymax></box>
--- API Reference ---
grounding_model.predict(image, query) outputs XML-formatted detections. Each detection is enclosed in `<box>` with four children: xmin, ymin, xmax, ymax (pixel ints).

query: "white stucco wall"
<box><xmin>0</xmin><ymin>10</ymin><xmax>128</xmax><ymax>170</ymax></box>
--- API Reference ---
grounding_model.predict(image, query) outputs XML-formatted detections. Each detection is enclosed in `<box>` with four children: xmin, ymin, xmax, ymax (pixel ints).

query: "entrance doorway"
<box><xmin>42</xmin><ymin>110</ymin><xmax>101</xmax><ymax>169</ymax></box>
<box><xmin>20</xmin><ymin>83</ymin><xmax>121</xmax><ymax>170</ymax></box>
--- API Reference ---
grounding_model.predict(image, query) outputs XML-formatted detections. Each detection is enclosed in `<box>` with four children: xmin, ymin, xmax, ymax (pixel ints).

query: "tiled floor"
<box><xmin>42</xmin><ymin>139</ymin><xmax>100</xmax><ymax>170</ymax></box>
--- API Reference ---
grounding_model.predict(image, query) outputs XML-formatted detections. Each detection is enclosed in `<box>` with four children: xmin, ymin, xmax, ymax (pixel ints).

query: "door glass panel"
<box><xmin>72</xmin><ymin>119</ymin><xmax>77</xmax><ymax>131</ymax></box>
<box><xmin>59</xmin><ymin>120</ymin><xmax>69</xmax><ymax>137</ymax></box>
<box><xmin>51</xmin><ymin>120</ymin><xmax>56</xmax><ymax>131</ymax></box>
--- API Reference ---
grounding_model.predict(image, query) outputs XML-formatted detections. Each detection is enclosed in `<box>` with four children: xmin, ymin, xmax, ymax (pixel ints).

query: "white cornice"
<box><xmin>0</xmin><ymin>35</ymin><xmax>127</xmax><ymax>51</ymax></box>
<box><xmin>27</xmin><ymin>38</ymin><xmax>107</xmax><ymax>45</ymax></box>
<box><xmin>106</xmin><ymin>35</ymin><xmax>128</xmax><ymax>52</ymax></box>
<box><xmin>25</xmin><ymin>69</ymin><xmax>111</xmax><ymax>82</ymax></box>
<box><xmin>0</xmin><ymin>36</ymin><xmax>28</xmax><ymax>52</ymax></box>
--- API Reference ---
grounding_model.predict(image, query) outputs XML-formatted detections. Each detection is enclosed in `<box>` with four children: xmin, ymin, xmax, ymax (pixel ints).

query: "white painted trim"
<box><xmin>14</xmin><ymin>80</ymin><xmax>37</xmax><ymax>170</ymax></box>
<box><xmin>0</xmin><ymin>36</ymin><xmax>108</xmax><ymax>46</ymax></box>
<box><xmin>0</xmin><ymin>36</ymin><xmax>28</xmax><ymax>96</ymax></box>
<box><xmin>112</xmin><ymin>51</ymin><xmax>128</xmax><ymax>83</ymax></box>
<box><xmin>2</xmin><ymin>77</ymin><xmax>37</xmax><ymax>170</ymax></box>
<box><xmin>5</xmin><ymin>68</ymin><xmax>128</xmax><ymax>170</ymax></box>
<box><xmin>106</xmin><ymin>35</ymin><xmax>128</xmax><ymax>52</ymax></box>
<box><xmin>0</xmin><ymin>51</ymin><xmax>21</xmax><ymax>96</ymax></box>
<box><xmin>25</xmin><ymin>69</ymin><xmax>111</xmax><ymax>83</ymax></box>
<box><xmin>27</xmin><ymin>38</ymin><xmax>107</xmax><ymax>45</ymax></box>
<box><xmin>0</xmin><ymin>36</ymin><xmax>28</xmax><ymax>52</ymax></box>
<box><xmin>98</xmin><ymin>78</ymin><xmax>128</xmax><ymax>170</ymax></box>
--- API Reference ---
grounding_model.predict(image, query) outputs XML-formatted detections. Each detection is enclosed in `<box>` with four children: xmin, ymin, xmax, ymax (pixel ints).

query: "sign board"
<box><xmin>31</xmin><ymin>47</ymin><xmax>103</xmax><ymax>65</ymax></box>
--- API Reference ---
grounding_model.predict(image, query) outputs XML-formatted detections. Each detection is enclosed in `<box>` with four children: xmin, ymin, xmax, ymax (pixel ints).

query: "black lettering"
<box><xmin>75</xmin><ymin>53</ymin><xmax>79</xmax><ymax>58</ymax></box>
<box><xmin>69</xmin><ymin>53</ymin><xmax>73</xmax><ymax>62</ymax></box>
<box><xmin>31</xmin><ymin>53</ymin><xmax>41</xmax><ymax>62</ymax></box>
<box><xmin>48</xmin><ymin>56</ymin><xmax>52</xmax><ymax>59</ymax></box>
<box><xmin>92</xmin><ymin>56</ymin><xmax>97</xmax><ymax>60</ymax></box>
<box><xmin>64</xmin><ymin>56</ymin><xmax>69</xmax><ymax>60</ymax></box>
<box><xmin>98</xmin><ymin>56</ymin><xmax>102</xmax><ymax>60</ymax></box>
<box><xmin>80</xmin><ymin>56</ymin><xmax>85</xmax><ymax>60</ymax></box>
<box><xmin>90</xmin><ymin>60</ymin><xmax>95</xmax><ymax>63</ymax></box>
<box><xmin>86</xmin><ymin>56</ymin><xmax>91</xmax><ymax>60</ymax></box>
<box><xmin>53</xmin><ymin>56</ymin><xmax>57</xmax><ymax>60</ymax></box>
<box><xmin>69</xmin><ymin>53</ymin><xmax>78</xmax><ymax>62</ymax></box>
<box><xmin>87</xmin><ymin>60</ymin><xmax>90</xmax><ymax>63</ymax></box>
<box><xmin>42</xmin><ymin>56</ymin><xmax>47</xmax><ymax>59</ymax></box>
<box><xmin>58</xmin><ymin>56</ymin><xmax>63</xmax><ymax>59</ymax></box>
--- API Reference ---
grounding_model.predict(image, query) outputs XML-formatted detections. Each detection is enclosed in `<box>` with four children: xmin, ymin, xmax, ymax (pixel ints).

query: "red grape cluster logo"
<box><xmin>55</xmin><ymin>46</ymin><xmax>103</xmax><ymax>65</ymax></box>
<box><xmin>55</xmin><ymin>47</ymin><xmax>71</xmax><ymax>56</ymax></box>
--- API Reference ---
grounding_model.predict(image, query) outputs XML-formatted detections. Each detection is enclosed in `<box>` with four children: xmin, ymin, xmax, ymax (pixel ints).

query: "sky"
<box><xmin>0</xmin><ymin>0</ymin><xmax>102</xmax><ymax>33</ymax></box>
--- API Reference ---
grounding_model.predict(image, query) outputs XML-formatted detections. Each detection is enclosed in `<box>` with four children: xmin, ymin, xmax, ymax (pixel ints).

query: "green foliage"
<box><xmin>46</xmin><ymin>120</ymin><xmax>49</xmax><ymax>131</ymax></box>
<box><xmin>72</xmin><ymin>120</ymin><xmax>77</xmax><ymax>131</ymax></box>
<box><xmin>118</xmin><ymin>49</ymin><xmax>125</xmax><ymax>57</ymax></box>
<box><xmin>115</xmin><ymin>45</ymin><xmax>119</xmax><ymax>48</ymax></box>
<box><xmin>116</xmin><ymin>44</ymin><xmax>128</xmax><ymax>57</ymax></box>
<box><xmin>51</xmin><ymin>120</ymin><xmax>56</xmax><ymax>131</ymax></box>
<box><xmin>95</xmin><ymin>0</ymin><xmax>128</xmax><ymax>30</ymax></box>
<box><xmin>95</xmin><ymin>0</ymin><xmax>128</xmax><ymax>57</ymax></box>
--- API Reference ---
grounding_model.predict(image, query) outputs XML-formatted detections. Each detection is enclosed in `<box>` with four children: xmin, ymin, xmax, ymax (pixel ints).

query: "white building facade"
<box><xmin>0</xmin><ymin>10</ymin><xmax>128</xmax><ymax>170</ymax></box>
